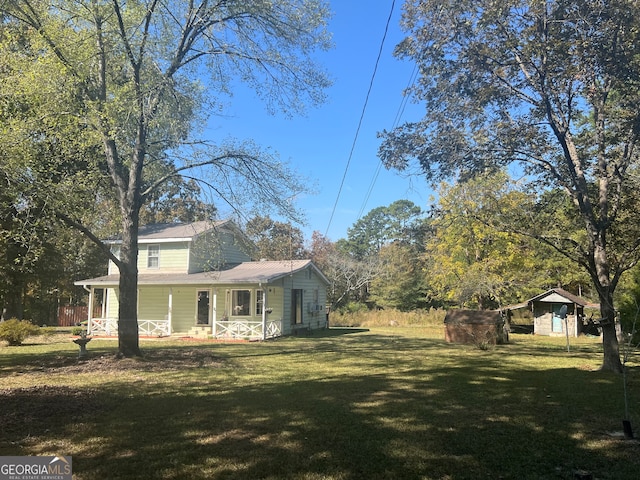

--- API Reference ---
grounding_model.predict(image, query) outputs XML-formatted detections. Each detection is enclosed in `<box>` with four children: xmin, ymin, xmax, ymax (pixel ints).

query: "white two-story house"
<box><xmin>75</xmin><ymin>220</ymin><xmax>329</xmax><ymax>340</ymax></box>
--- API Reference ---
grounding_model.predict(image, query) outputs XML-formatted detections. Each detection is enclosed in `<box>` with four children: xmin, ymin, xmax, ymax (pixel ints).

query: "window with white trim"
<box><xmin>256</xmin><ymin>290</ymin><xmax>264</xmax><ymax>315</ymax></box>
<box><xmin>231</xmin><ymin>290</ymin><xmax>251</xmax><ymax>316</ymax></box>
<box><xmin>147</xmin><ymin>244</ymin><xmax>160</xmax><ymax>268</ymax></box>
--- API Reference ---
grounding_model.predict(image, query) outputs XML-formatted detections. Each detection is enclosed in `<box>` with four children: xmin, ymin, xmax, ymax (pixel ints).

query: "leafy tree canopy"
<box><xmin>426</xmin><ymin>172</ymin><xmax>592</xmax><ymax>309</ymax></box>
<box><xmin>0</xmin><ymin>0</ymin><xmax>333</xmax><ymax>356</ymax></box>
<box><xmin>343</xmin><ymin>200</ymin><xmax>425</xmax><ymax>259</ymax></box>
<box><xmin>245</xmin><ymin>215</ymin><xmax>307</xmax><ymax>261</ymax></box>
<box><xmin>379</xmin><ymin>0</ymin><xmax>640</xmax><ymax>371</ymax></box>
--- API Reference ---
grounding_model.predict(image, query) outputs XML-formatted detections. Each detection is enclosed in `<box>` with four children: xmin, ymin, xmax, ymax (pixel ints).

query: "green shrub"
<box><xmin>0</xmin><ymin>319</ymin><xmax>43</xmax><ymax>346</ymax></box>
<box><xmin>71</xmin><ymin>326</ymin><xmax>85</xmax><ymax>336</ymax></box>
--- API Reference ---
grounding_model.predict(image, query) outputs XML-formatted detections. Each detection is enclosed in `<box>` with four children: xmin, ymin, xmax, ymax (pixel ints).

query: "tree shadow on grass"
<box><xmin>61</xmin><ymin>367</ymin><xmax>640</xmax><ymax>478</ymax></box>
<box><xmin>1</xmin><ymin>332</ymin><xmax>638</xmax><ymax>479</ymax></box>
<box><xmin>307</xmin><ymin>327</ymin><xmax>371</xmax><ymax>337</ymax></box>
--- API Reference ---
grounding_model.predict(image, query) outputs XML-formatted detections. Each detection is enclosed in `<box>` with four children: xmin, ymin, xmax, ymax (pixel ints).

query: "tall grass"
<box><xmin>329</xmin><ymin>307</ymin><xmax>446</xmax><ymax>327</ymax></box>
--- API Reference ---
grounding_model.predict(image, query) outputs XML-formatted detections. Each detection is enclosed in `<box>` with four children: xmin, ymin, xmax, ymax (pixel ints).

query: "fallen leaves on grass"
<box><xmin>0</xmin><ymin>349</ymin><xmax>225</xmax><ymax>451</ymax></box>
<box><xmin>7</xmin><ymin>348</ymin><xmax>225</xmax><ymax>375</ymax></box>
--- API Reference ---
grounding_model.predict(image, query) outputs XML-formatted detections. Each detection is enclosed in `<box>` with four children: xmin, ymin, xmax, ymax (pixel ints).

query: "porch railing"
<box><xmin>87</xmin><ymin>317</ymin><xmax>281</xmax><ymax>340</ymax></box>
<box><xmin>88</xmin><ymin>317</ymin><xmax>117</xmax><ymax>336</ymax></box>
<box><xmin>215</xmin><ymin>319</ymin><xmax>282</xmax><ymax>340</ymax></box>
<box><xmin>88</xmin><ymin>317</ymin><xmax>170</xmax><ymax>337</ymax></box>
<box><xmin>138</xmin><ymin>319</ymin><xmax>171</xmax><ymax>337</ymax></box>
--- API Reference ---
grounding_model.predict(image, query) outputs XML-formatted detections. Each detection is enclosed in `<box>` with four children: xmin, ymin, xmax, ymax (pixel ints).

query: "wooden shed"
<box><xmin>527</xmin><ymin>288</ymin><xmax>592</xmax><ymax>337</ymax></box>
<box><xmin>444</xmin><ymin>309</ymin><xmax>508</xmax><ymax>345</ymax></box>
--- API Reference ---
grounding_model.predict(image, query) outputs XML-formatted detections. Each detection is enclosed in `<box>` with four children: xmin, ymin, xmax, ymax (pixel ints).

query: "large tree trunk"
<box><xmin>598</xmin><ymin>287</ymin><xmax>622</xmax><ymax>373</ymax></box>
<box><xmin>592</xmin><ymin>236</ymin><xmax>622</xmax><ymax>372</ymax></box>
<box><xmin>117</xmin><ymin>214</ymin><xmax>141</xmax><ymax>357</ymax></box>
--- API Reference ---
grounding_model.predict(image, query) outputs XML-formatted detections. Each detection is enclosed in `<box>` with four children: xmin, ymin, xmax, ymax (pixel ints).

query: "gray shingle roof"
<box><xmin>106</xmin><ymin>220</ymin><xmax>229</xmax><ymax>243</ymax></box>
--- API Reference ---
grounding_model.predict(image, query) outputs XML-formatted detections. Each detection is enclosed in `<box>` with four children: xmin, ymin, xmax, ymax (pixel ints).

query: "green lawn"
<box><xmin>1</xmin><ymin>328</ymin><xmax>638</xmax><ymax>479</ymax></box>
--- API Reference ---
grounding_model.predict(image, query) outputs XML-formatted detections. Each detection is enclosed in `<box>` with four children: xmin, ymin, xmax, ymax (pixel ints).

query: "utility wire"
<box><xmin>356</xmin><ymin>63</ymin><xmax>418</xmax><ymax>220</ymax></box>
<box><xmin>324</xmin><ymin>0</ymin><xmax>396</xmax><ymax>238</ymax></box>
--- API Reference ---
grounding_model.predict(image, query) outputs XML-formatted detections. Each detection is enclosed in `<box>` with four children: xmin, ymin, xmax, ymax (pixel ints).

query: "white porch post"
<box><xmin>262</xmin><ymin>285</ymin><xmax>268</xmax><ymax>340</ymax></box>
<box><xmin>101</xmin><ymin>288</ymin><xmax>107</xmax><ymax>318</ymax></box>
<box><xmin>87</xmin><ymin>287</ymin><xmax>94</xmax><ymax>335</ymax></box>
<box><xmin>212</xmin><ymin>288</ymin><xmax>218</xmax><ymax>337</ymax></box>
<box><xmin>167</xmin><ymin>287</ymin><xmax>173</xmax><ymax>335</ymax></box>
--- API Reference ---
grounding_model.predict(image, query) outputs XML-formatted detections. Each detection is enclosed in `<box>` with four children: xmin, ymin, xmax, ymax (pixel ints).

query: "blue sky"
<box><xmin>207</xmin><ymin>1</ymin><xmax>432</xmax><ymax>241</ymax></box>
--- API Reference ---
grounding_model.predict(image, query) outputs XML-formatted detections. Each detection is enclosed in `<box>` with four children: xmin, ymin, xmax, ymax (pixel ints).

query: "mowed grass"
<box><xmin>1</xmin><ymin>327</ymin><xmax>638</xmax><ymax>479</ymax></box>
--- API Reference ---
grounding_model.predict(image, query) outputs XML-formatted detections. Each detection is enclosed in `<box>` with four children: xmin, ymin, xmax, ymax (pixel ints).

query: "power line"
<box><xmin>356</xmin><ymin>63</ymin><xmax>418</xmax><ymax>220</ymax></box>
<box><xmin>357</xmin><ymin>160</ymin><xmax>383</xmax><ymax>220</ymax></box>
<box><xmin>324</xmin><ymin>0</ymin><xmax>397</xmax><ymax>238</ymax></box>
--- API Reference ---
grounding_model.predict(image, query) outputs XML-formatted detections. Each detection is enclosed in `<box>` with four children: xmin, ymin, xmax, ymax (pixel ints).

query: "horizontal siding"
<box><xmin>108</xmin><ymin>243</ymin><xmax>190</xmax><ymax>274</ymax></box>
<box><xmin>105</xmin><ymin>288</ymin><xmax>119</xmax><ymax>318</ymax></box>
<box><xmin>108</xmin><ymin>247</ymin><xmax>119</xmax><ymax>275</ymax></box>
<box><xmin>139</xmin><ymin>287</ymin><xmax>171</xmax><ymax>320</ymax></box>
<box><xmin>280</xmin><ymin>268</ymin><xmax>327</xmax><ymax>335</ymax></box>
<box><xmin>139</xmin><ymin>242</ymin><xmax>189</xmax><ymax>273</ymax></box>
<box><xmin>189</xmin><ymin>232</ymin><xmax>252</xmax><ymax>273</ymax></box>
<box><xmin>170</xmin><ymin>287</ymin><xmax>199</xmax><ymax>333</ymax></box>
<box><xmin>218</xmin><ymin>231</ymin><xmax>252</xmax><ymax>265</ymax></box>
<box><xmin>107</xmin><ymin>230</ymin><xmax>253</xmax><ymax>275</ymax></box>
<box><xmin>149</xmin><ymin>285</ymin><xmax>283</xmax><ymax>334</ymax></box>
<box><xmin>95</xmin><ymin>267</ymin><xmax>327</xmax><ymax>336</ymax></box>
<box><xmin>265</xmin><ymin>287</ymin><xmax>284</xmax><ymax>322</ymax></box>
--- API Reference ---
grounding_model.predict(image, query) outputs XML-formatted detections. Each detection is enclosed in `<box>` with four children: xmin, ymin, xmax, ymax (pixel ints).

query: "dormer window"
<box><xmin>147</xmin><ymin>244</ymin><xmax>160</xmax><ymax>268</ymax></box>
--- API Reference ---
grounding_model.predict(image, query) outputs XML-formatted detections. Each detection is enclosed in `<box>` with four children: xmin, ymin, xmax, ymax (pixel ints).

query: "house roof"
<box><xmin>76</xmin><ymin>259</ymin><xmax>330</xmax><ymax>287</ymax></box>
<box><xmin>105</xmin><ymin>220</ymin><xmax>231</xmax><ymax>244</ymax></box>
<box><xmin>444</xmin><ymin>309</ymin><xmax>503</xmax><ymax>325</ymax></box>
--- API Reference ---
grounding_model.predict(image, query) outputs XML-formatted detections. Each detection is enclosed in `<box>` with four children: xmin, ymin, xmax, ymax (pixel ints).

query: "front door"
<box><xmin>197</xmin><ymin>290</ymin><xmax>210</xmax><ymax>325</ymax></box>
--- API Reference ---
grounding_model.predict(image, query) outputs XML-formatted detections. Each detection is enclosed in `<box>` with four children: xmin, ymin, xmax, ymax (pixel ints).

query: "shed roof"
<box><xmin>76</xmin><ymin>259</ymin><xmax>330</xmax><ymax>287</ymax></box>
<box><xmin>528</xmin><ymin>288</ymin><xmax>589</xmax><ymax>306</ymax></box>
<box><xmin>505</xmin><ymin>288</ymin><xmax>599</xmax><ymax>311</ymax></box>
<box><xmin>444</xmin><ymin>309</ymin><xmax>503</xmax><ymax>325</ymax></box>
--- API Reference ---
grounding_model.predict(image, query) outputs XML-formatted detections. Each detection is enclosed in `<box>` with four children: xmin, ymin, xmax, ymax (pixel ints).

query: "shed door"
<box><xmin>552</xmin><ymin>304</ymin><xmax>564</xmax><ymax>333</ymax></box>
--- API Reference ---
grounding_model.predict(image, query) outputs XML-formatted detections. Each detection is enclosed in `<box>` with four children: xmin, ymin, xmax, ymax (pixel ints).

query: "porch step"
<box><xmin>186</xmin><ymin>326</ymin><xmax>211</xmax><ymax>339</ymax></box>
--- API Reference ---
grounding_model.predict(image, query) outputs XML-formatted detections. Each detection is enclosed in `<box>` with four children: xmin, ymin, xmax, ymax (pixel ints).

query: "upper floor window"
<box><xmin>147</xmin><ymin>244</ymin><xmax>160</xmax><ymax>268</ymax></box>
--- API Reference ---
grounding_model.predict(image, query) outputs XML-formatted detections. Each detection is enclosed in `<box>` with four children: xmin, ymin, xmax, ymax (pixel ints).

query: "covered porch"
<box><xmin>82</xmin><ymin>281</ymin><xmax>285</xmax><ymax>341</ymax></box>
